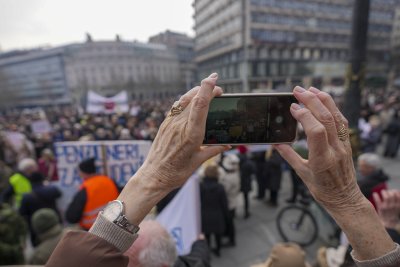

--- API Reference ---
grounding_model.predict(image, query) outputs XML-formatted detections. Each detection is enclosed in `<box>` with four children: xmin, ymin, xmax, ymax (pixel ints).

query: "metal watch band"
<box><xmin>114</xmin><ymin>214</ymin><xmax>140</xmax><ymax>235</ymax></box>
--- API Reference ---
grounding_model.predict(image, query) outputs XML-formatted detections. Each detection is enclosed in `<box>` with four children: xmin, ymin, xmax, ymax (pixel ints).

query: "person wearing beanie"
<box><xmin>251</xmin><ymin>242</ymin><xmax>311</xmax><ymax>267</ymax></box>
<box><xmin>65</xmin><ymin>158</ymin><xmax>119</xmax><ymax>230</ymax></box>
<box><xmin>30</xmin><ymin>208</ymin><xmax>65</xmax><ymax>265</ymax></box>
<box><xmin>19</xmin><ymin>171</ymin><xmax>61</xmax><ymax>246</ymax></box>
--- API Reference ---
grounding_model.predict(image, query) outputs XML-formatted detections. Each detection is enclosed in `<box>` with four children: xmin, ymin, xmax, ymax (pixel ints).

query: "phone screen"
<box><xmin>203</xmin><ymin>94</ymin><xmax>297</xmax><ymax>144</ymax></box>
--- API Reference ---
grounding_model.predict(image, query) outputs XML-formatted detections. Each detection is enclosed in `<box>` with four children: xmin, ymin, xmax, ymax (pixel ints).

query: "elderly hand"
<box><xmin>138</xmin><ymin>73</ymin><xmax>230</xmax><ymax>191</ymax></box>
<box><xmin>274</xmin><ymin>86</ymin><xmax>363</xmax><ymax>212</ymax></box>
<box><xmin>274</xmin><ymin>86</ymin><xmax>396</xmax><ymax>261</ymax></box>
<box><xmin>373</xmin><ymin>190</ymin><xmax>400</xmax><ymax>229</ymax></box>
<box><xmin>119</xmin><ymin>74</ymin><xmax>230</xmax><ymax>225</ymax></box>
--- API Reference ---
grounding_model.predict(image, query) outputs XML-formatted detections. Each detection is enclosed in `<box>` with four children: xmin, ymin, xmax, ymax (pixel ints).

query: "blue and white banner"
<box><xmin>156</xmin><ymin>175</ymin><xmax>201</xmax><ymax>255</ymax></box>
<box><xmin>54</xmin><ymin>140</ymin><xmax>151</xmax><ymax>215</ymax></box>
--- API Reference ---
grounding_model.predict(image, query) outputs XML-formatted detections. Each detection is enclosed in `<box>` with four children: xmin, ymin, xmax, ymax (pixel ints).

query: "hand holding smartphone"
<box><xmin>203</xmin><ymin>93</ymin><xmax>297</xmax><ymax>145</ymax></box>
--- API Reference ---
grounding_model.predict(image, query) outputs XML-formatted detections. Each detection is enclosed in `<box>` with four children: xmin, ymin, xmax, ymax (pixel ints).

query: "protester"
<box><xmin>29</xmin><ymin>208</ymin><xmax>66</xmax><ymax>265</ymax></box>
<box><xmin>0</xmin><ymin>203</ymin><xmax>27</xmax><ymax>265</ymax></box>
<box><xmin>19</xmin><ymin>172</ymin><xmax>62</xmax><ymax>246</ymax></box>
<box><xmin>287</xmin><ymin>129</ymin><xmax>309</xmax><ymax>203</ymax></box>
<box><xmin>253</xmin><ymin>150</ymin><xmax>267</xmax><ymax>200</ymax></box>
<box><xmin>218</xmin><ymin>153</ymin><xmax>240</xmax><ymax>247</ymax></box>
<box><xmin>200</xmin><ymin>164</ymin><xmax>229</xmax><ymax>257</ymax></box>
<box><xmin>360</xmin><ymin>115</ymin><xmax>383</xmax><ymax>153</ymax></box>
<box><xmin>237</xmin><ymin>145</ymin><xmax>256</xmax><ymax>219</ymax></box>
<box><xmin>38</xmin><ymin>148</ymin><xmax>59</xmax><ymax>181</ymax></box>
<box><xmin>124</xmin><ymin>220</ymin><xmax>211</xmax><ymax>267</ymax></box>
<box><xmin>383</xmin><ymin>110</ymin><xmax>400</xmax><ymax>158</ymax></box>
<box><xmin>0</xmin><ymin>160</ymin><xmax>13</xmax><ymax>193</ymax></box>
<box><xmin>356</xmin><ymin>153</ymin><xmax>389</xmax><ymax>207</ymax></box>
<box><xmin>37</xmin><ymin>78</ymin><xmax>400</xmax><ymax>267</ymax></box>
<box><xmin>264</xmin><ymin>147</ymin><xmax>284</xmax><ymax>206</ymax></box>
<box><xmin>65</xmin><ymin>157</ymin><xmax>119</xmax><ymax>230</ymax></box>
<box><xmin>251</xmin><ymin>242</ymin><xmax>311</xmax><ymax>267</ymax></box>
<box><xmin>2</xmin><ymin>158</ymin><xmax>37</xmax><ymax>208</ymax></box>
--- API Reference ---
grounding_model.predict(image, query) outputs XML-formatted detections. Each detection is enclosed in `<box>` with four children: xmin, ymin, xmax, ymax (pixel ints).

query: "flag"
<box><xmin>86</xmin><ymin>90</ymin><xmax>129</xmax><ymax>114</ymax></box>
<box><xmin>156</xmin><ymin>174</ymin><xmax>201</xmax><ymax>255</ymax></box>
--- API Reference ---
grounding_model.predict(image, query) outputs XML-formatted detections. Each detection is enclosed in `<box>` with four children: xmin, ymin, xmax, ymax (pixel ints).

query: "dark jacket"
<box><xmin>0</xmin><ymin>204</ymin><xmax>27</xmax><ymax>265</ymax></box>
<box><xmin>358</xmin><ymin>169</ymin><xmax>389</xmax><ymax>199</ymax></box>
<box><xmin>19</xmin><ymin>184</ymin><xmax>62</xmax><ymax>221</ymax></box>
<box><xmin>239</xmin><ymin>154</ymin><xmax>256</xmax><ymax>193</ymax></box>
<box><xmin>174</xmin><ymin>240</ymin><xmax>211</xmax><ymax>267</ymax></box>
<box><xmin>200</xmin><ymin>177</ymin><xmax>229</xmax><ymax>235</ymax></box>
<box><xmin>19</xmin><ymin>184</ymin><xmax>61</xmax><ymax>246</ymax></box>
<box><xmin>264</xmin><ymin>150</ymin><xmax>284</xmax><ymax>191</ymax></box>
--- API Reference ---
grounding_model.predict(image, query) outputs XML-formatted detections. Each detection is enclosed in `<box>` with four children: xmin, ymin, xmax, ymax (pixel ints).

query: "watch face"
<box><xmin>103</xmin><ymin>201</ymin><xmax>123</xmax><ymax>221</ymax></box>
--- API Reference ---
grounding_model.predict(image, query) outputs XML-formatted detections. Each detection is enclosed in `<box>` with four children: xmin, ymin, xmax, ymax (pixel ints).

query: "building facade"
<box><xmin>149</xmin><ymin>30</ymin><xmax>196</xmax><ymax>90</ymax></box>
<box><xmin>194</xmin><ymin>0</ymin><xmax>398</xmax><ymax>92</ymax></box>
<box><xmin>0</xmin><ymin>36</ymin><xmax>182</xmax><ymax>107</ymax></box>
<box><xmin>390</xmin><ymin>7</ymin><xmax>400</xmax><ymax>89</ymax></box>
<box><xmin>0</xmin><ymin>48</ymin><xmax>69</xmax><ymax>107</ymax></box>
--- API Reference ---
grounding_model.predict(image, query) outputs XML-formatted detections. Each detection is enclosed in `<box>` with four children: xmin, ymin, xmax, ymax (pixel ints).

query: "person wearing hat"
<box><xmin>65</xmin><ymin>158</ymin><xmax>119</xmax><ymax>230</ymax></box>
<box><xmin>251</xmin><ymin>242</ymin><xmax>311</xmax><ymax>267</ymax></box>
<box><xmin>30</xmin><ymin>208</ymin><xmax>66</xmax><ymax>265</ymax></box>
<box><xmin>2</xmin><ymin>158</ymin><xmax>38</xmax><ymax>208</ymax></box>
<box><xmin>19</xmin><ymin>172</ymin><xmax>61</xmax><ymax>246</ymax></box>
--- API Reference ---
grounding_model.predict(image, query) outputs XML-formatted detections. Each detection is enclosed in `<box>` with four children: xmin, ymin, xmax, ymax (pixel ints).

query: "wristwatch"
<box><xmin>102</xmin><ymin>200</ymin><xmax>140</xmax><ymax>235</ymax></box>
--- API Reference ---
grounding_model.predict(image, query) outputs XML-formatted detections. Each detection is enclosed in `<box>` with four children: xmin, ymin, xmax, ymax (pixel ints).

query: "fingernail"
<box><xmin>291</xmin><ymin>103</ymin><xmax>302</xmax><ymax>110</ymax></box>
<box><xmin>294</xmin><ymin>86</ymin><xmax>306</xmax><ymax>93</ymax></box>
<box><xmin>308</xmin><ymin>87</ymin><xmax>320</xmax><ymax>94</ymax></box>
<box><xmin>209</xmin><ymin>73</ymin><xmax>218</xmax><ymax>78</ymax></box>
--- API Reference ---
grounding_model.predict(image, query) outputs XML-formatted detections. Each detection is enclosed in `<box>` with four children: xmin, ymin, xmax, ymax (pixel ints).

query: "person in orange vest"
<box><xmin>65</xmin><ymin>158</ymin><xmax>119</xmax><ymax>230</ymax></box>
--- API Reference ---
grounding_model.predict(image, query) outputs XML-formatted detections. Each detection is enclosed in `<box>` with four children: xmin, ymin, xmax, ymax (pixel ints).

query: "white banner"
<box><xmin>54</xmin><ymin>140</ymin><xmax>151</xmax><ymax>215</ymax></box>
<box><xmin>156</xmin><ymin>175</ymin><xmax>201</xmax><ymax>255</ymax></box>
<box><xmin>86</xmin><ymin>90</ymin><xmax>129</xmax><ymax>114</ymax></box>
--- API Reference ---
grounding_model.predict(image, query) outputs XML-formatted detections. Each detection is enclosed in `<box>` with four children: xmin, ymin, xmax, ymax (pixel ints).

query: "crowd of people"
<box><xmin>0</xmin><ymin>79</ymin><xmax>400</xmax><ymax>266</ymax></box>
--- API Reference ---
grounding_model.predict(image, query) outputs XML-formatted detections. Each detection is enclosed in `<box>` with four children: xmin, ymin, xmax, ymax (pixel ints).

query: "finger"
<box><xmin>196</xmin><ymin>145</ymin><xmax>231</xmax><ymax>163</ymax></box>
<box><xmin>179</xmin><ymin>86</ymin><xmax>223</xmax><ymax>108</ymax></box>
<box><xmin>373</xmin><ymin>192</ymin><xmax>383</xmax><ymax>210</ymax></box>
<box><xmin>381</xmin><ymin>190</ymin><xmax>390</xmax><ymax>208</ymax></box>
<box><xmin>273</xmin><ymin>144</ymin><xmax>308</xmax><ymax>175</ymax></box>
<box><xmin>179</xmin><ymin>86</ymin><xmax>200</xmax><ymax>108</ymax></box>
<box><xmin>294</xmin><ymin>87</ymin><xmax>340</xmax><ymax>148</ymax></box>
<box><xmin>213</xmin><ymin>86</ymin><xmax>223</xmax><ymax>97</ymax></box>
<box><xmin>289</xmin><ymin>103</ymin><xmax>330</xmax><ymax>157</ymax></box>
<box><xmin>188</xmin><ymin>73</ymin><xmax>218</xmax><ymax>140</ymax></box>
<box><xmin>386</xmin><ymin>190</ymin><xmax>396</xmax><ymax>208</ymax></box>
<box><xmin>394</xmin><ymin>191</ymin><xmax>400</xmax><ymax>210</ymax></box>
<box><xmin>308</xmin><ymin>87</ymin><xmax>349</xmax><ymax>129</ymax></box>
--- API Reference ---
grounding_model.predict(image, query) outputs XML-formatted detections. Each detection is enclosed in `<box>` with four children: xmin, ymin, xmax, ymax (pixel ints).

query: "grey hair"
<box><xmin>18</xmin><ymin>158</ymin><xmax>37</xmax><ymax>172</ymax></box>
<box><xmin>358</xmin><ymin>153</ymin><xmax>381</xmax><ymax>170</ymax></box>
<box><xmin>138</xmin><ymin>231</ymin><xmax>177</xmax><ymax>267</ymax></box>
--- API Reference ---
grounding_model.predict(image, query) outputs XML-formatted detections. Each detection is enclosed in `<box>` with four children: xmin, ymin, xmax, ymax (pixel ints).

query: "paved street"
<box><xmin>210</xmin><ymin>151</ymin><xmax>400</xmax><ymax>267</ymax></box>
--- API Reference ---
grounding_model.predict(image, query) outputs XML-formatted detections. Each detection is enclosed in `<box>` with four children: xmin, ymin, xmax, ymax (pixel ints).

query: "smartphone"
<box><xmin>203</xmin><ymin>93</ymin><xmax>297</xmax><ymax>145</ymax></box>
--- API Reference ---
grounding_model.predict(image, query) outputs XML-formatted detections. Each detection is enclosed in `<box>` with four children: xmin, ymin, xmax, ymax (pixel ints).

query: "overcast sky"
<box><xmin>0</xmin><ymin>0</ymin><xmax>194</xmax><ymax>51</ymax></box>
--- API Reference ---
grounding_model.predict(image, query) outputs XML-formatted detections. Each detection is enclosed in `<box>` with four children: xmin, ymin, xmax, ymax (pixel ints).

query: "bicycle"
<box><xmin>276</xmin><ymin>197</ymin><xmax>340</xmax><ymax>247</ymax></box>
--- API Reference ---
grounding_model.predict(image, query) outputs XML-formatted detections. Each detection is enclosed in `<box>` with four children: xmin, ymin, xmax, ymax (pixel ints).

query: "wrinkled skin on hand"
<box><xmin>275</xmin><ymin>87</ymin><xmax>365</xmax><ymax>213</ymax></box>
<box><xmin>140</xmin><ymin>74</ymin><xmax>230</xmax><ymax>191</ymax></box>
